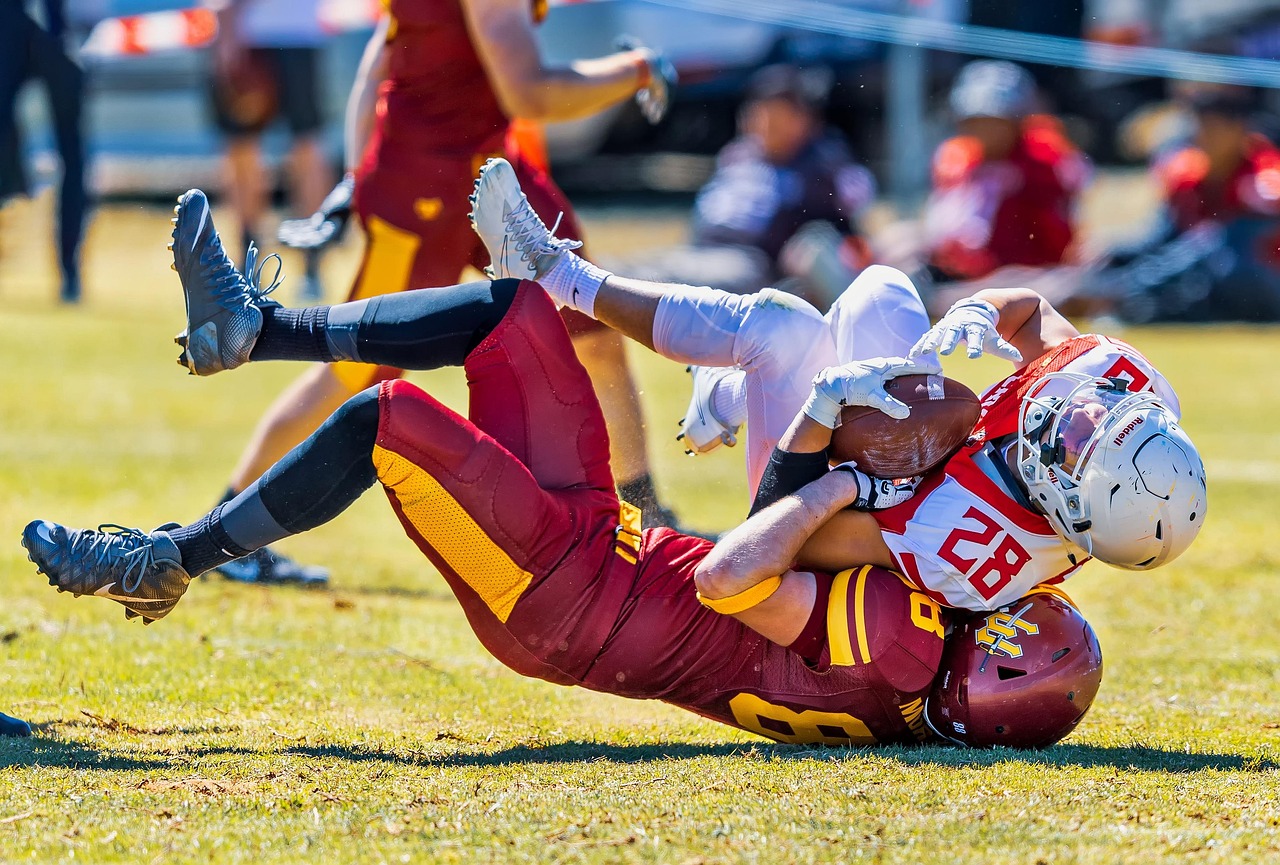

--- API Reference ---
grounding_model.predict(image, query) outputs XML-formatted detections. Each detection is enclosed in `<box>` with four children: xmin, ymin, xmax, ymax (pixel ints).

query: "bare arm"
<box><xmin>461</xmin><ymin>0</ymin><xmax>649</xmax><ymax>122</ymax></box>
<box><xmin>694</xmin><ymin>468</ymin><xmax>885</xmax><ymax>646</ymax></box>
<box><xmin>970</xmin><ymin>287</ymin><xmax>1080</xmax><ymax>369</ymax></box>
<box><xmin>344</xmin><ymin>16</ymin><xmax>391</xmax><ymax>172</ymax></box>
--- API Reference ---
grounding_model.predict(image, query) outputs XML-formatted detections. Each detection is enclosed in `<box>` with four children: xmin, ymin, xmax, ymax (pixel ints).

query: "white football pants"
<box><xmin>651</xmin><ymin>265</ymin><xmax>931</xmax><ymax>494</ymax></box>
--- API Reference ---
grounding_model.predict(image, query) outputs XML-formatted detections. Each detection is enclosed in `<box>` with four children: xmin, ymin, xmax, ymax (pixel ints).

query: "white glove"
<box><xmin>909</xmin><ymin>298</ymin><xmax>1023</xmax><ymax>363</ymax></box>
<box><xmin>833</xmin><ymin>463</ymin><xmax>920</xmax><ymax>510</ymax></box>
<box><xmin>802</xmin><ymin>356</ymin><xmax>943</xmax><ymax>428</ymax></box>
<box><xmin>617</xmin><ymin>37</ymin><xmax>677</xmax><ymax>125</ymax></box>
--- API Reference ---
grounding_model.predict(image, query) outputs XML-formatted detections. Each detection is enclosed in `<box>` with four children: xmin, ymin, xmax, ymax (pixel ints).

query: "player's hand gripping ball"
<box><xmin>831</xmin><ymin>374</ymin><xmax>982</xmax><ymax>477</ymax></box>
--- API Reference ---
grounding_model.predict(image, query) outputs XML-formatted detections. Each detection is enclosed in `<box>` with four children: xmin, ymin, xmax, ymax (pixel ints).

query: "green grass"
<box><xmin>2</xmin><ymin>199</ymin><xmax>1280</xmax><ymax>863</ymax></box>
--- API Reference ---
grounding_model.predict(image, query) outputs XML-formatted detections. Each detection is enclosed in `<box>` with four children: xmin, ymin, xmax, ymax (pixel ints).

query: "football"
<box><xmin>830</xmin><ymin>374</ymin><xmax>981</xmax><ymax>477</ymax></box>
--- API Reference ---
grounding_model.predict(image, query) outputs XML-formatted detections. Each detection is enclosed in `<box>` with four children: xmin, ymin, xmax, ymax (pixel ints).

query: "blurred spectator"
<box><xmin>875</xmin><ymin>61</ymin><xmax>1092</xmax><ymax>314</ymax></box>
<box><xmin>1</xmin><ymin>0</ymin><xmax>88</xmax><ymax>303</ymax></box>
<box><xmin>623</xmin><ymin>64</ymin><xmax>875</xmax><ymax>308</ymax></box>
<box><xmin>208</xmin><ymin>0</ymin><xmax>333</xmax><ymax>297</ymax></box>
<box><xmin>924</xmin><ymin>60</ymin><xmax>1089</xmax><ymax>282</ymax></box>
<box><xmin>1101</xmin><ymin>83</ymin><xmax>1280</xmax><ymax>322</ymax></box>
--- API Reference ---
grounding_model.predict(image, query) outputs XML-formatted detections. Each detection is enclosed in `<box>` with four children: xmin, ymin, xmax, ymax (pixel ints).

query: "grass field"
<box><xmin>2</xmin><ymin>192</ymin><xmax>1280</xmax><ymax>864</ymax></box>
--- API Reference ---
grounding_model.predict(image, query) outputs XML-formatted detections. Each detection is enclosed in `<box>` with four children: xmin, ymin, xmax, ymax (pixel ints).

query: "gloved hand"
<box><xmin>277</xmin><ymin>173</ymin><xmax>356</xmax><ymax>251</ymax></box>
<box><xmin>802</xmin><ymin>356</ymin><xmax>943</xmax><ymax>428</ymax></box>
<box><xmin>909</xmin><ymin>298</ymin><xmax>1023</xmax><ymax>362</ymax></box>
<box><xmin>616</xmin><ymin>36</ymin><xmax>677</xmax><ymax>125</ymax></box>
<box><xmin>832</xmin><ymin>463</ymin><xmax>920</xmax><ymax>510</ymax></box>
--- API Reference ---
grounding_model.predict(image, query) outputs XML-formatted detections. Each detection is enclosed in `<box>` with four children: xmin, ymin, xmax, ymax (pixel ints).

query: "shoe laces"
<box><xmin>200</xmin><ymin>240</ymin><xmax>284</xmax><ymax>311</ymax></box>
<box><xmin>502</xmin><ymin>195</ymin><xmax>583</xmax><ymax>269</ymax></box>
<box><xmin>70</xmin><ymin>525</ymin><xmax>159</xmax><ymax>594</ymax></box>
<box><xmin>243</xmin><ymin>244</ymin><xmax>285</xmax><ymax>307</ymax></box>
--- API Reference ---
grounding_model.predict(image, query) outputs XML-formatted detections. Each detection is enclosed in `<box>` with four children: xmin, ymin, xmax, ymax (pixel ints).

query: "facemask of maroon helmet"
<box><xmin>924</xmin><ymin>589</ymin><xmax>1103</xmax><ymax>748</ymax></box>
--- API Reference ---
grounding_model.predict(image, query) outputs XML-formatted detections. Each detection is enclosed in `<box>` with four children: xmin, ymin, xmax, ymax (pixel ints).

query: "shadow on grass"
<box><xmin>274</xmin><ymin>740</ymin><xmax>1277</xmax><ymax>774</ymax></box>
<box><xmin>0</xmin><ymin>732</ymin><xmax>175</xmax><ymax>770</ymax></box>
<box><xmin>3</xmin><ymin>737</ymin><xmax>1271</xmax><ymax>775</ymax></box>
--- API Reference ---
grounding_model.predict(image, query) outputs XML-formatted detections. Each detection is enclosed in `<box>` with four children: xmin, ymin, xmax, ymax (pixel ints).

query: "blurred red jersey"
<box><xmin>375</xmin><ymin>0</ymin><xmax>510</xmax><ymax>159</ymax></box>
<box><xmin>1157</xmin><ymin>134</ymin><xmax>1280</xmax><ymax>230</ymax></box>
<box><xmin>927</xmin><ymin>116</ymin><xmax>1088</xmax><ymax>280</ymax></box>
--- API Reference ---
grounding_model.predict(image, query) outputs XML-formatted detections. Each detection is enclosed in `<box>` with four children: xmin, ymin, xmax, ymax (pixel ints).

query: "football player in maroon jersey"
<box><xmin>205</xmin><ymin>0</ymin><xmax>681</xmax><ymax>585</ymax></box>
<box><xmin>25</xmin><ymin>193</ymin><xmax>948</xmax><ymax>747</ymax></box>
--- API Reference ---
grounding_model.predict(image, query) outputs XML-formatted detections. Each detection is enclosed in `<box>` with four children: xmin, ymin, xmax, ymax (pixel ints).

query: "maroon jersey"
<box><xmin>377</xmin><ymin>0</ymin><xmax>510</xmax><ymax>159</ymax></box>
<box><xmin>378</xmin><ymin>282</ymin><xmax>945</xmax><ymax>747</ymax></box>
<box><xmin>581</xmin><ymin>530</ymin><xmax>950</xmax><ymax>746</ymax></box>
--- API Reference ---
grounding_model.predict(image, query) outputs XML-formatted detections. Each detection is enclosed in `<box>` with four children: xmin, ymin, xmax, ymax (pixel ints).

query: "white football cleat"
<box><xmin>468</xmin><ymin>157</ymin><xmax>582</xmax><ymax>281</ymax></box>
<box><xmin>677</xmin><ymin>365</ymin><xmax>741</xmax><ymax>455</ymax></box>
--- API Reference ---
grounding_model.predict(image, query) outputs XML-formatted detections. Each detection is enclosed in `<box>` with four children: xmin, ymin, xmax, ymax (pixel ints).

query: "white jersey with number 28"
<box><xmin>872</xmin><ymin>334</ymin><xmax>1178</xmax><ymax>610</ymax></box>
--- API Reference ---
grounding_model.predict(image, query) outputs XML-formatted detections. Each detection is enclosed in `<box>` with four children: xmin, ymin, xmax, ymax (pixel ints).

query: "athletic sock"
<box><xmin>249</xmin><ymin>306</ymin><xmax>334</xmax><ymax>362</ymax></box>
<box><xmin>538</xmin><ymin>251</ymin><xmax>611</xmax><ymax>318</ymax></box>
<box><xmin>711</xmin><ymin>370</ymin><xmax>748</xmax><ymax>429</ymax></box>
<box><xmin>168</xmin><ymin>505</ymin><xmax>252</xmax><ymax>577</ymax></box>
<box><xmin>618</xmin><ymin>473</ymin><xmax>661</xmax><ymax>516</ymax></box>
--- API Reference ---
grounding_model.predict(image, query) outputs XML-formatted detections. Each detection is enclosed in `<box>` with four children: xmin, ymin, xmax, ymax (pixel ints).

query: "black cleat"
<box><xmin>170</xmin><ymin>189</ymin><xmax>283</xmax><ymax>375</ymax></box>
<box><xmin>22</xmin><ymin>520</ymin><xmax>192</xmax><ymax>623</ymax></box>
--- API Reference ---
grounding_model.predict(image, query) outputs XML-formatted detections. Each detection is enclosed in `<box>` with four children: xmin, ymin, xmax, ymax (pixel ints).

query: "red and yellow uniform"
<box><xmin>1156</xmin><ymin>134</ymin><xmax>1280</xmax><ymax>230</ymax></box>
<box><xmin>372</xmin><ymin>281</ymin><xmax>948</xmax><ymax>745</ymax></box>
<box><xmin>341</xmin><ymin>0</ymin><xmax>595</xmax><ymax>391</ymax></box>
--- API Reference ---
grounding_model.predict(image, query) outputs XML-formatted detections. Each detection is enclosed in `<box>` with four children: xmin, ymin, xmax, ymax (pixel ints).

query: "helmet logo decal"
<box><xmin>1112</xmin><ymin>415</ymin><xmax>1144</xmax><ymax>447</ymax></box>
<box><xmin>975</xmin><ymin>603</ymin><xmax>1038</xmax><ymax>660</ymax></box>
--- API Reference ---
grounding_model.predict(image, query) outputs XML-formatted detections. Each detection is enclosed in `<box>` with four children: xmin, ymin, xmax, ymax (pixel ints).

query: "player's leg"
<box><xmin>825</xmin><ymin>265</ymin><xmax>931</xmax><ymax>364</ymax></box>
<box><xmin>277</xmin><ymin>46</ymin><xmax>330</xmax><ymax>299</ymax></box>
<box><xmin>683</xmin><ymin>264</ymin><xmax>933</xmax><ymax>461</ymax></box>
<box><xmin>508</xmin><ymin>152</ymin><xmax>675</xmax><ymax>521</ymax></box>
<box><xmin>209</xmin><ymin>160</ymin><xmax>480</xmax><ymax>582</ymax></box>
<box><xmin>470</xmin><ymin>158</ymin><xmax>835</xmax><ymax>493</ymax></box>
<box><xmin>25</xmin><ymin>284</ymin><xmax>618</xmax><ymax>689</ymax></box>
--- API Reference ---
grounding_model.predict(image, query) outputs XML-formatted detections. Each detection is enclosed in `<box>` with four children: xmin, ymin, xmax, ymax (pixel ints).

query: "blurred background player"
<box><xmin>208</xmin><ymin>0</ymin><xmax>333</xmax><ymax>298</ymax></box>
<box><xmin>1101</xmin><ymin>79</ymin><xmax>1280</xmax><ymax>322</ymax></box>
<box><xmin>210</xmin><ymin>0</ymin><xmax>680</xmax><ymax>583</ymax></box>
<box><xmin>621</xmin><ymin>63</ymin><xmax>875</xmax><ymax>309</ymax></box>
<box><xmin>0</xmin><ymin>0</ymin><xmax>87</xmax><ymax>303</ymax></box>
<box><xmin>878</xmin><ymin>60</ymin><xmax>1091</xmax><ymax>315</ymax></box>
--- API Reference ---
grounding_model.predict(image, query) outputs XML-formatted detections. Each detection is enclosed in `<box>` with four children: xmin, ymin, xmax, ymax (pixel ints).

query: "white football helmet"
<box><xmin>1016</xmin><ymin>373</ymin><xmax>1207</xmax><ymax>570</ymax></box>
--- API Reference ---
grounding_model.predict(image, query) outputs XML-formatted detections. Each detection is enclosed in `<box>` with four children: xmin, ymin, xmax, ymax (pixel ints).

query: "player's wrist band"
<box><xmin>697</xmin><ymin>575</ymin><xmax>783</xmax><ymax>614</ymax></box>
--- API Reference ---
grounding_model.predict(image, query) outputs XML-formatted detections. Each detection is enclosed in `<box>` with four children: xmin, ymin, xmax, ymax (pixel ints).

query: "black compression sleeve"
<box><xmin>748</xmin><ymin>447</ymin><xmax>831</xmax><ymax>516</ymax></box>
<box><xmin>343</xmin><ymin>278</ymin><xmax>520</xmax><ymax>370</ymax></box>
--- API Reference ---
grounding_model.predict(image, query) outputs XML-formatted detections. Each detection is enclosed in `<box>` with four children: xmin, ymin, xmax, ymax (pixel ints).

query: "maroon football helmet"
<box><xmin>924</xmin><ymin>589</ymin><xmax>1103</xmax><ymax>748</ymax></box>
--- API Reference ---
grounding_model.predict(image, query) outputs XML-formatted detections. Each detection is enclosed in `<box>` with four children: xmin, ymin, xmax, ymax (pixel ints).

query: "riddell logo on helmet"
<box><xmin>1112</xmin><ymin>415</ymin><xmax>1144</xmax><ymax>446</ymax></box>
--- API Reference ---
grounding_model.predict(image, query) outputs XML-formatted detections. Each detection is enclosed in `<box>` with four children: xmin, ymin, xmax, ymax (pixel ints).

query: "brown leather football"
<box><xmin>831</xmin><ymin>374</ymin><xmax>981</xmax><ymax>477</ymax></box>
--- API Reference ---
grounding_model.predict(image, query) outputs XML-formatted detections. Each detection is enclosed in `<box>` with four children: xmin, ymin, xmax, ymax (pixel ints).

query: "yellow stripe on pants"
<box><xmin>374</xmin><ymin>445</ymin><xmax>533</xmax><ymax>623</ymax></box>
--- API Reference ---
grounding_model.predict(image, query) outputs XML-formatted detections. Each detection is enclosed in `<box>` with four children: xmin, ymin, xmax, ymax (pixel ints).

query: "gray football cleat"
<box><xmin>169</xmin><ymin>188</ymin><xmax>282</xmax><ymax>375</ymax></box>
<box><xmin>22</xmin><ymin>520</ymin><xmax>192</xmax><ymax>623</ymax></box>
<box><xmin>467</xmin><ymin>157</ymin><xmax>581</xmax><ymax>281</ymax></box>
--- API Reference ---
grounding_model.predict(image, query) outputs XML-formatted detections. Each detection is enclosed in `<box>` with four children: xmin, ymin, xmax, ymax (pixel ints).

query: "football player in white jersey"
<box><xmin>469</xmin><ymin>158</ymin><xmax>1208</xmax><ymax>612</ymax></box>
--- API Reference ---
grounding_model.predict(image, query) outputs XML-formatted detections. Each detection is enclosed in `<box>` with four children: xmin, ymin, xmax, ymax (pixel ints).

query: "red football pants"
<box><xmin>372</xmin><ymin>281</ymin><xmax>633</xmax><ymax>684</ymax></box>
